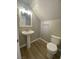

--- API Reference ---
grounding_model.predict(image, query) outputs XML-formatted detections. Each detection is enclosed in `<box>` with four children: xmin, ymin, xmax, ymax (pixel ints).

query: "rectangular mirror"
<box><xmin>19</xmin><ymin>8</ymin><xmax>32</xmax><ymax>27</ymax></box>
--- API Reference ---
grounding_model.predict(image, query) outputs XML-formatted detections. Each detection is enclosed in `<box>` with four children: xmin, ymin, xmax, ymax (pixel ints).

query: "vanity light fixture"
<box><xmin>19</xmin><ymin>8</ymin><xmax>32</xmax><ymax>15</ymax></box>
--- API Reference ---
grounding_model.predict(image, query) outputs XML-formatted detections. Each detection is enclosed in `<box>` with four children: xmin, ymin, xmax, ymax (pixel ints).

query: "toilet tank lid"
<box><xmin>51</xmin><ymin>35</ymin><xmax>61</xmax><ymax>39</ymax></box>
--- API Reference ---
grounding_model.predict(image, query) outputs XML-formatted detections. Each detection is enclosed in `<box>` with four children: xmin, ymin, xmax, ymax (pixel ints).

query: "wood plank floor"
<box><xmin>20</xmin><ymin>40</ymin><xmax>60</xmax><ymax>59</ymax></box>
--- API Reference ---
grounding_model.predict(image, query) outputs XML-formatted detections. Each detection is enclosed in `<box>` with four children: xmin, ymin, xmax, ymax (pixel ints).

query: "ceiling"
<box><xmin>17</xmin><ymin>0</ymin><xmax>61</xmax><ymax>20</ymax></box>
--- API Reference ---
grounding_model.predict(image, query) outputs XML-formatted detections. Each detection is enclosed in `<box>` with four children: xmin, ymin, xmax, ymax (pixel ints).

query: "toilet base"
<box><xmin>47</xmin><ymin>53</ymin><xmax>54</xmax><ymax>59</ymax></box>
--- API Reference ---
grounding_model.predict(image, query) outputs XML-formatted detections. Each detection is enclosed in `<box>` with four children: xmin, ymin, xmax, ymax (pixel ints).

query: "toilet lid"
<box><xmin>47</xmin><ymin>43</ymin><xmax>57</xmax><ymax>52</ymax></box>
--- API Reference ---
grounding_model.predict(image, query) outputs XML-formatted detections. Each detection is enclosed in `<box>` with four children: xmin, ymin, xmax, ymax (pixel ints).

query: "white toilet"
<box><xmin>47</xmin><ymin>35</ymin><xmax>61</xmax><ymax>59</ymax></box>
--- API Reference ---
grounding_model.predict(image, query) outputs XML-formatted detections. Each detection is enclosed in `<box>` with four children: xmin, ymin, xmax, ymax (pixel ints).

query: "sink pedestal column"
<box><xmin>22</xmin><ymin>30</ymin><xmax>34</xmax><ymax>48</ymax></box>
<box><xmin>27</xmin><ymin>35</ymin><xmax>31</xmax><ymax>48</ymax></box>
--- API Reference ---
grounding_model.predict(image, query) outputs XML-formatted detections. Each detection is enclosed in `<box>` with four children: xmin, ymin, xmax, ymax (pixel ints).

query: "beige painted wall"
<box><xmin>41</xmin><ymin>19</ymin><xmax>61</xmax><ymax>42</ymax></box>
<box><xmin>32</xmin><ymin>0</ymin><xmax>61</xmax><ymax>20</ymax></box>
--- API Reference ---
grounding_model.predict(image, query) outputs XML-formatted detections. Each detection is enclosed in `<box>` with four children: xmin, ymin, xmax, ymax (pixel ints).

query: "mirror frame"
<box><xmin>18</xmin><ymin>8</ymin><xmax>32</xmax><ymax>27</ymax></box>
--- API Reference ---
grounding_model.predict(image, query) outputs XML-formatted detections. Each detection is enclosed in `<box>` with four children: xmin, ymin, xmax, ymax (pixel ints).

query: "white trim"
<box><xmin>31</xmin><ymin>38</ymin><xmax>40</xmax><ymax>43</ymax></box>
<box><xmin>20</xmin><ymin>44</ymin><xmax>26</xmax><ymax>48</ymax></box>
<box><xmin>20</xmin><ymin>38</ymin><xmax>40</xmax><ymax>48</ymax></box>
<box><xmin>20</xmin><ymin>37</ymin><xmax>49</xmax><ymax>48</ymax></box>
<box><xmin>40</xmin><ymin>38</ymin><xmax>48</xmax><ymax>43</ymax></box>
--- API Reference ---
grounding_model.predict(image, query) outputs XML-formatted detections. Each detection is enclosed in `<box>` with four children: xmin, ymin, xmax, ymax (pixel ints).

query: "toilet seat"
<box><xmin>47</xmin><ymin>43</ymin><xmax>57</xmax><ymax>52</ymax></box>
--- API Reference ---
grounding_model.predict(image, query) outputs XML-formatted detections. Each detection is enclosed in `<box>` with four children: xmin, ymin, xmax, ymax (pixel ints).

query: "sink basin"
<box><xmin>22</xmin><ymin>30</ymin><xmax>34</xmax><ymax>35</ymax></box>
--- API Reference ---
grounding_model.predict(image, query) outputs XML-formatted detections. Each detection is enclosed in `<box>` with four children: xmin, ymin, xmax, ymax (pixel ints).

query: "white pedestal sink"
<box><xmin>22</xmin><ymin>30</ymin><xmax>34</xmax><ymax>48</ymax></box>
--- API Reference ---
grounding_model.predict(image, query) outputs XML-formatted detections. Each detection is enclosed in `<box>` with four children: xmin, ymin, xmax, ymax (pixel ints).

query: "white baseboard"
<box><xmin>31</xmin><ymin>38</ymin><xmax>40</xmax><ymax>43</ymax></box>
<box><xmin>39</xmin><ymin>38</ymin><xmax>48</xmax><ymax>43</ymax></box>
<box><xmin>20</xmin><ymin>44</ymin><xmax>26</xmax><ymax>48</ymax></box>
<box><xmin>20</xmin><ymin>37</ymin><xmax>40</xmax><ymax>48</ymax></box>
<box><xmin>20</xmin><ymin>37</ymin><xmax>48</xmax><ymax>48</ymax></box>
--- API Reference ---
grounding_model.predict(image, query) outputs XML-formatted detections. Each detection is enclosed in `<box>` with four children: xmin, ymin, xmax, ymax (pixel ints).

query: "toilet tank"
<box><xmin>51</xmin><ymin>35</ymin><xmax>61</xmax><ymax>45</ymax></box>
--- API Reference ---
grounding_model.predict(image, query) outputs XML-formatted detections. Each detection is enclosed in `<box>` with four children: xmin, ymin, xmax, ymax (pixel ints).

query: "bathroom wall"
<box><xmin>30</xmin><ymin>12</ymin><xmax>41</xmax><ymax>41</ymax></box>
<box><xmin>19</xmin><ymin>11</ymin><xmax>41</xmax><ymax>47</ymax></box>
<box><xmin>41</xmin><ymin>19</ymin><xmax>61</xmax><ymax>42</ymax></box>
<box><xmin>31</xmin><ymin>0</ymin><xmax>61</xmax><ymax>42</ymax></box>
